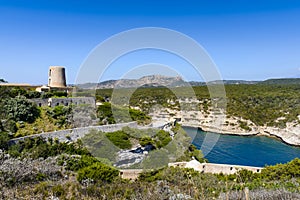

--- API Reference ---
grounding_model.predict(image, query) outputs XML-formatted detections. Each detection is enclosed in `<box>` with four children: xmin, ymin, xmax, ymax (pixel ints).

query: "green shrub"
<box><xmin>261</xmin><ymin>158</ymin><xmax>300</xmax><ymax>181</ymax></box>
<box><xmin>97</xmin><ymin>102</ymin><xmax>115</xmax><ymax>124</ymax></box>
<box><xmin>77</xmin><ymin>162</ymin><xmax>119</xmax><ymax>183</ymax></box>
<box><xmin>155</xmin><ymin>130</ymin><xmax>172</xmax><ymax>148</ymax></box>
<box><xmin>1</xmin><ymin>119</ymin><xmax>18</xmax><ymax>133</ymax></box>
<box><xmin>0</xmin><ymin>131</ymin><xmax>10</xmax><ymax>150</ymax></box>
<box><xmin>176</xmin><ymin>144</ymin><xmax>205</xmax><ymax>162</ymax></box>
<box><xmin>97</xmin><ymin>102</ymin><xmax>151</xmax><ymax>125</ymax></box>
<box><xmin>238</xmin><ymin>120</ymin><xmax>252</xmax><ymax>131</ymax></box>
<box><xmin>41</xmin><ymin>91</ymin><xmax>67</xmax><ymax>99</ymax></box>
<box><xmin>138</xmin><ymin>168</ymin><xmax>164</xmax><ymax>182</ymax></box>
<box><xmin>7</xmin><ymin>137</ymin><xmax>91</xmax><ymax>159</ymax></box>
<box><xmin>25</xmin><ymin>91</ymin><xmax>41</xmax><ymax>99</ymax></box>
<box><xmin>129</xmin><ymin>108</ymin><xmax>151</xmax><ymax>124</ymax></box>
<box><xmin>2</xmin><ymin>97</ymin><xmax>40</xmax><ymax>123</ymax></box>
<box><xmin>62</xmin><ymin>155</ymin><xmax>100</xmax><ymax>171</ymax></box>
<box><xmin>139</xmin><ymin>136</ymin><xmax>155</xmax><ymax>147</ymax></box>
<box><xmin>106</xmin><ymin>130</ymin><xmax>132</xmax><ymax>149</ymax></box>
<box><xmin>45</xmin><ymin>105</ymin><xmax>72</xmax><ymax>127</ymax></box>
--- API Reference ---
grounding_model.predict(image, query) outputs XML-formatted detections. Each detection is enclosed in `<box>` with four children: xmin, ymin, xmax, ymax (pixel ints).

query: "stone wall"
<box><xmin>120</xmin><ymin>169</ymin><xmax>144</xmax><ymax>180</ymax></box>
<box><xmin>118</xmin><ymin>160</ymin><xmax>263</xmax><ymax>180</ymax></box>
<box><xmin>9</xmin><ymin>122</ymin><xmax>137</xmax><ymax>144</ymax></box>
<box><xmin>30</xmin><ymin>97</ymin><xmax>96</xmax><ymax>107</ymax></box>
<box><xmin>168</xmin><ymin>160</ymin><xmax>263</xmax><ymax>175</ymax></box>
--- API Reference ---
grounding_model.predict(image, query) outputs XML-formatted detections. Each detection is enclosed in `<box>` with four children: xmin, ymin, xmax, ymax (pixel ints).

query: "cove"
<box><xmin>183</xmin><ymin>126</ymin><xmax>300</xmax><ymax>167</ymax></box>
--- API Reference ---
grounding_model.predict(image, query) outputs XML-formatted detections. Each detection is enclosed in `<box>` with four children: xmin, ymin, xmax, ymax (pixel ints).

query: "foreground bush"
<box><xmin>77</xmin><ymin>162</ymin><xmax>119</xmax><ymax>183</ymax></box>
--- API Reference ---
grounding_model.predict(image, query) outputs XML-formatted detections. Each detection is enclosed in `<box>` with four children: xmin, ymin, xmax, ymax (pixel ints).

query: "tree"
<box><xmin>0</xmin><ymin>78</ymin><xmax>7</xmax><ymax>83</ymax></box>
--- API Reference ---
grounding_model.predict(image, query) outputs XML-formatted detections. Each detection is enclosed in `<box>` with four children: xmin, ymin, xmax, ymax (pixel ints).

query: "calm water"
<box><xmin>184</xmin><ymin>126</ymin><xmax>300</xmax><ymax>167</ymax></box>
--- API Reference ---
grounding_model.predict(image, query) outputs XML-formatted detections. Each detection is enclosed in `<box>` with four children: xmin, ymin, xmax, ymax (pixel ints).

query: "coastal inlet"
<box><xmin>185</xmin><ymin>126</ymin><xmax>300</xmax><ymax>167</ymax></box>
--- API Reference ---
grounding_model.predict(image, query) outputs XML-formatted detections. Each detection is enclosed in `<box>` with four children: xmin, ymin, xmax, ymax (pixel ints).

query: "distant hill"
<box><xmin>76</xmin><ymin>75</ymin><xmax>300</xmax><ymax>89</ymax></box>
<box><xmin>207</xmin><ymin>80</ymin><xmax>259</xmax><ymax>85</ymax></box>
<box><xmin>260</xmin><ymin>78</ymin><xmax>300</xmax><ymax>85</ymax></box>
<box><xmin>77</xmin><ymin>75</ymin><xmax>188</xmax><ymax>89</ymax></box>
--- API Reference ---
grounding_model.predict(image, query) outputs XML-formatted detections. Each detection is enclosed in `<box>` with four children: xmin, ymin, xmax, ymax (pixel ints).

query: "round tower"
<box><xmin>48</xmin><ymin>66</ymin><xmax>66</xmax><ymax>88</ymax></box>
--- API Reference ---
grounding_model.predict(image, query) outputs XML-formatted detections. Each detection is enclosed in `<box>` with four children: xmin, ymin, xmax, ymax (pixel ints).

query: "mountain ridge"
<box><xmin>76</xmin><ymin>75</ymin><xmax>300</xmax><ymax>89</ymax></box>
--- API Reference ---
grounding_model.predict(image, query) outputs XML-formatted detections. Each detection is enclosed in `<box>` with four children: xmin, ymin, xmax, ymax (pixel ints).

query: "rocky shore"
<box><xmin>184</xmin><ymin>122</ymin><xmax>300</xmax><ymax>146</ymax></box>
<box><xmin>149</xmin><ymin>108</ymin><xmax>300</xmax><ymax>147</ymax></box>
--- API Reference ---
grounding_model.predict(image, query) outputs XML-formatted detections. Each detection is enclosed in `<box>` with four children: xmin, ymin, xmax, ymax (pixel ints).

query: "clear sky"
<box><xmin>1</xmin><ymin>0</ymin><xmax>300</xmax><ymax>84</ymax></box>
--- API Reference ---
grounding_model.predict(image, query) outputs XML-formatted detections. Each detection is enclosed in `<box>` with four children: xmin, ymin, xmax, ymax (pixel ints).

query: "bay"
<box><xmin>184</xmin><ymin>126</ymin><xmax>300</xmax><ymax>167</ymax></box>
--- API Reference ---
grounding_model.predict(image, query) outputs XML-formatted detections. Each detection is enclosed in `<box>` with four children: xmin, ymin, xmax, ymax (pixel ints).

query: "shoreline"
<box><xmin>181</xmin><ymin>123</ymin><xmax>300</xmax><ymax>147</ymax></box>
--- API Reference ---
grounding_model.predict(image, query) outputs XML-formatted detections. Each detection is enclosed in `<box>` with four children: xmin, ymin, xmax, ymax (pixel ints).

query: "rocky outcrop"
<box><xmin>148</xmin><ymin>104</ymin><xmax>300</xmax><ymax>146</ymax></box>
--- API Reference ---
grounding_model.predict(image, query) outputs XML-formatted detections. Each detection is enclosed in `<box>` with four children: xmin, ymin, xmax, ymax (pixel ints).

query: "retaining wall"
<box><xmin>168</xmin><ymin>161</ymin><xmax>263</xmax><ymax>175</ymax></box>
<box><xmin>118</xmin><ymin>160</ymin><xmax>263</xmax><ymax>180</ymax></box>
<box><xmin>9</xmin><ymin>122</ymin><xmax>137</xmax><ymax>144</ymax></box>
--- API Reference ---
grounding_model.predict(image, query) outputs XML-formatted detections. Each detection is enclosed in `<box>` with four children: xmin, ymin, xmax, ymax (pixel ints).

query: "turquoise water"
<box><xmin>184</xmin><ymin>126</ymin><xmax>300</xmax><ymax>167</ymax></box>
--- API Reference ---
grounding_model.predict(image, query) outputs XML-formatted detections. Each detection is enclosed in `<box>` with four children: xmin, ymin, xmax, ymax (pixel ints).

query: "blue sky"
<box><xmin>1</xmin><ymin>0</ymin><xmax>300</xmax><ymax>84</ymax></box>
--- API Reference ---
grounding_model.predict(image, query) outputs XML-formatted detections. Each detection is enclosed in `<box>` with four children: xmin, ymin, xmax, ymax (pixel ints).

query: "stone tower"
<box><xmin>48</xmin><ymin>66</ymin><xmax>66</xmax><ymax>88</ymax></box>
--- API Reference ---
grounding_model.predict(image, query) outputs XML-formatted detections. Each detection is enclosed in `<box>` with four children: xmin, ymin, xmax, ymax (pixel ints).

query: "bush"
<box><xmin>1</xmin><ymin>119</ymin><xmax>18</xmax><ymax>133</ymax></box>
<box><xmin>8</xmin><ymin>87</ymin><xmax>27</xmax><ymax>98</ymax></box>
<box><xmin>129</xmin><ymin>108</ymin><xmax>151</xmax><ymax>124</ymax></box>
<box><xmin>25</xmin><ymin>91</ymin><xmax>41</xmax><ymax>99</ymax></box>
<box><xmin>77</xmin><ymin>162</ymin><xmax>119</xmax><ymax>183</ymax></box>
<box><xmin>41</xmin><ymin>91</ymin><xmax>67</xmax><ymax>98</ymax></box>
<box><xmin>97</xmin><ymin>102</ymin><xmax>151</xmax><ymax>125</ymax></box>
<box><xmin>238</xmin><ymin>120</ymin><xmax>252</xmax><ymax>131</ymax></box>
<box><xmin>261</xmin><ymin>158</ymin><xmax>300</xmax><ymax>181</ymax></box>
<box><xmin>7</xmin><ymin>137</ymin><xmax>91</xmax><ymax>159</ymax></box>
<box><xmin>155</xmin><ymin>130</ymin><xmax>172</xmax><ymax>148</ymax></box>
<box><xmin>46</xmin><ymin>105</ymin><xmax>71</xmax><ymax>127</ymax></box>
<box><xmin>138</xmin><ymin>168</ymin><xmax>164</xmax><ymax>182</ymax></box>
<box><xmin>106</xmin><ymin>130</ymin><xmax>132</xmax><ymax>149</ymax></box>
<box><xmin>97</xmin><ymin>102</ymin><xmax>115</xmax><ymax>124</ymax></box>
<box><xmin>139</xmin><ymin>136</ymin><xmax>155</xmax><ymax>147</ymax></box>
<box><xmin>176</xmin><ymin>144</ymin><xmax>205</xmax><ymax>162</ymax></box>
<box><xmin>0</xmin><ymin>131</ymin><xmax>10</xmax><ymax>150</ymax></box>
<box><xmin>62</xmin><ymin>155</ymin><xmax>100</xmax><ymax>171</ymax></box>
<box><xmin>3</xmin><ymin>97</ymin><xmax>40</xmax><ymax>123</ymax></box>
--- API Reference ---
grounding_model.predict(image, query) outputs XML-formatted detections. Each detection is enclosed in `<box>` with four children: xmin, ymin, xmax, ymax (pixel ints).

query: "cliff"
<box><xmin>148</xmin><ymin>100</ymin><xmax>300</xmax><ymax>146</ymax></box>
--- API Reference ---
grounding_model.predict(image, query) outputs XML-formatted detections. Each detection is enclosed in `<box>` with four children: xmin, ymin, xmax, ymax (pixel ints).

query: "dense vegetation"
<box><xmin>5</xmin><ymin>137</ymin><xmax>90</xmax><ymax>159</ymax></box>
<box><xmin>0</xmin><ymin>123</ymin><xmax>299</xmax><ymax>199</ymax></box>
<box><xmin>80</xmin><ymin>125</ymin><xmax>198</xmax><ymax>168</ymax></box>
<box><xmin>0</xmin><ymin>137</ymin><xmax>119</xmax><ymax>186</ymax></box>
<box><xmin>103</xmin><ymin>128</ymin><xmax>173</xmax><ymax>150</ymax></box>
<box><xmin>106</xmin><ymin>130</ymin><xmax>132</xmax><ymax>149</ymax></box>
<box><xmin>1</xmin><ymin>82</ymin><xmax>300</xmax><ymax>198</ymax></box>
<box><xmin>1</xmin><ymin>136</ymin><xmax>300</xmax><ymax>199</ymax></box>
<box><xmin>97</xmin><ymin>102</ymin><xmax>151</xmax><ymax>125</ymax></box>
<box><xmin>96</xmin><ymin>84</ymin><xmax>300</xmax><ymax>128</ymax></box>
<box><xmin>0</xmin><ymin>86</ymin><xmax>95</xmax><ymax>138</ymax></box>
